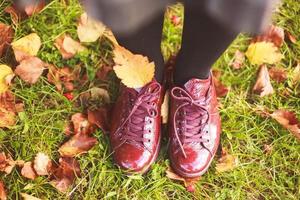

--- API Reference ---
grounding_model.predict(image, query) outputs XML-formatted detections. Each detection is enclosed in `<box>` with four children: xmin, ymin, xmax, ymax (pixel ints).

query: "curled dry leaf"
<box><xmin>253</xmin><ymin>65</ymin><xmax>274</xmax><ymax>97</ymax></box>
<box><xmin>50</xmin><ymin>157</ymin><xmax>81</xmax><ymax>193</ymax></box>
<box><xmin>87</xmin><ymin>108</ymin><xmax>110</xmax><ymax>133</ymax></box>
<box><xmin>268</xmin><ymin>66</ymin><xmax>287</xmax><ymax>83</ymax></box>
<box><xmin>215</xmin><ymin>148</ymin><xmax>238</xmax><ymax>173</ymax></box>
<box><xmin>230</xmin><ymin>50</ymin><xmax>245</xmax><ymax>69</ymax></box>
<box><xmin>20</xmin><ymin>193</ymin><xmax>41</xmax><ymax>200</ymax></box>
<box><xmin>58</xmin><ymin>133</ymin><xmax>98</xmax><ymax>157</ymax></box>
<box><xmin>47</xmin><ymin>65</ymin><xmax>76</xmax><ymax>92</ymax></box>
<box><xmin>113</xmin><ymin>45</ymin><xmax>155</xmax><ymax>88</ymax></box>
<box><xmin>0</xmin><ymin>181</ymin><xmax>7</xmax><ymax>200</ymax></box>
<box><xmin>14</xmin><ymin>57</ymin><xmax>45</xmax><ymax>84</ymax></box>
<box><xmin>24</xmin><ymin>0</ymin><xmax>46</xmax><ymax>16</ymax></box>
<box><xmin>212</xmin><ymin>70</ymin><xmax>229</xmax><ymax>97</ymax></box>
<box><xmin>21</xmin><ymin>162</ymin><xmax>37</xmax><ymax>180</ymax></box>
<box><xmin>166</xmin><ymin>167</ymin><xmax>199</xmax><ymax>192</ymax></box>
<box><xmin>0</xmin><ymin>23</ymin><xmax>14</xmax><ymax>57</ymax></box>
<box><xmin>54</xmin><ymin>34</ymin><xmax>86</xmax><ymax>59</ymax></box>
<box><xmin>33</xmin><ymin>152</ymin><xmax>52</xmax><ymax>176</ymax></box>
<box><xmin>71</xmin><ymin>113</ymin><xmax>94</xmax><ymax>135</ymax></box>
<box><xmin>11</xmin><ymin>33</ymin><xmax>41</xmax><ymax>62</ymax></box>
<box><xmin>77</xmin><ymin>12</ymin><xmax>106</xmax><ymax>43</ymax></box>
<box><xmin>0</xmin><ymin>65</ymin><xmax>14</xmax><ymax>94</ymax></box>
<box><xmin>270</xmin><ymin>110</ymin><xmax>300</xmax><ymax>140</ymax></box>
<box><xmin>245</xmin><ymin>42</ymin><xmax>283</xmax><ymax>65</ymax></box>
<box><xmin>0</xmin><ymin>152</ymin><xmax>16</xmax><ymax>174</ymax></box>
<box><xmin>252</xmin><ymin>25</ymin><xmax>284</xmax><ymax>47</ymax></box>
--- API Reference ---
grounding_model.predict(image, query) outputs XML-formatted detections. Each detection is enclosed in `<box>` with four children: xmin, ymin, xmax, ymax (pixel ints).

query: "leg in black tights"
<box><xmin>116</xmin><ymin>12</ymin><xmax>165</xmax><ymax>84</ymax></box>
<box><xmin>174</xmin><ymin>1</ymin><xmax>239</xmax><ymax>86</ymax></box>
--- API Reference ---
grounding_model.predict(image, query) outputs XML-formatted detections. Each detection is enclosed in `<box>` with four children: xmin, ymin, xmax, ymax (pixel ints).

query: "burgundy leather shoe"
<box><xmin>110</xmin><ymin>80</ymin><xmax>163</xmax><ymax>174</ymax></box>
<box><xmin>168</xmin><ymin>75</ymin><xmax>221</xmax><ymax>178</ymax></box>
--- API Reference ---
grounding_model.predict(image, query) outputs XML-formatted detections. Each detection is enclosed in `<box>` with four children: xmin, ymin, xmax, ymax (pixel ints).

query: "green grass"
<box><xmin>1</xmin><ymin>0</ymin><xmax>300</xmax><ymax>199</ymax></box>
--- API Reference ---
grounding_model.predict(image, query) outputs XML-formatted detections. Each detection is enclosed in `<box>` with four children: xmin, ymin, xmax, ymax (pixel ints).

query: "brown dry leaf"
<box><xmin>20</xmin><ymin>193</ymin><xmax>41</xmax><ymax>200</ymax></box>
<box><xmin>212</xmin><ymin>70</ymin><xmax>229</xmax><ymax>97</ymax></box>
<box><xmin>71</xmin><ymin>113</ymin><xmax>95</xmax><ymax>135</ymax></box>
<box><xmin>268</xmin><ymin>66</ymin><xmax>287</xmax><ymax>83</ymax></box>
<box><xmin>77</xmin><ymin>12</ymin><xmax>106</xmax><ymax>43</ymax></box>
<box><xmin>54</xmin><ymin>34</ymin><xmax>86</xmax><ymax>59</ymax></box>
<box><xmin>24</xmin><ymin>0</ymin><xmax>46</xmax><ymax>16</ymax></box>
<box><xmin>161</xmin><ymin>90</ymin><xmax>169</xmax><ymax>124</ymax></box>
<box><xmin>252</xmin><ymin>25</ymin><xmax>285</xmax><ymax>47</ymax></box>
<box><xmin>0</xmin><ymin>23</ymin><xmax>14</xmax><ymax>57</ymax></box>
<box><xmin>270</xmin><ymin>110</ymin><xmax>300</xmax><ymax>140</ymax></box>
<box><xmin>47</xmin><ymin>65</ymin><xmax>76</xmax><ymax>92</ymax></box>
<box><xmin>292</xmin><ymin>63</ymin><xmax>300</xmax><ymax>85</ymax></box>
<box><xmin>0</xmin><ymin>181</ymin><xmax>7</xmax><ymax>200</ymax></box>
<box><xmin>50</xmin><ymin>157</ymin><xmax>81</xmax><ymax>193</ymax></box>
<box><xmin>33</xmin><ymin>152</ymin><xmax>52</xmax><ymax>176</ymax></box>
<box><xmin>166</xmin><ymin>167</ymin><xmax>199</xmax><ymax>192</ymax></box>
<box><xmin>253</xmin><ymin>65</ymin><xmax>274</xmax><ymax>97</ymax></box>
<box><xmin>11</xmin><ymin>33</ymin><xmax>41</xmax><ymax>62</ymax></box>
<box><xmin>286</xmin><ymin>31</ymin><xmax>297</xmax><ymax>44</ymax></box>
<box><xmin>4</xmin><ymin>6</ymin><xmax>24</xmax><ymax>26</ymax></box>
<box><xmin>21</xmin><ymin>162</ymin><xmax>37</xmax><ymax>180</ymax></box>
<box><xmin>230</xmin><ymin>50</ymin><xmax>245</xmax><ymax>69</ymax></box>
<box><xmin>58</xmin><ymin>134</ymin><xmax>98</xmax><ymax>157</ymax></box>
<box><xmin>87</xmin><ymin>108</ymin><xmax>110</xmax><ymax>133</ymax></box>
<box><xmin>14</xmin><ymin>57</ymin><xmax>45</xmax><ymax>84</ymax></box>
<box><xmin>216</xmin><ymin>148</ymin><xmax>238</xmax><ymax>173</ymax></box>
<box><xmin>113</xmin><ymin>45</ymin><xmax>155</xmax><ymax>88</ymax></box>
<box><xmin>0</xmin><ymin>65</ymin><xmax>14</xmax><ymax>94</ymax></box>
<box><xmin>96</xmin><ymin>65</ymin><xmax>113</xmax><ymax>81</ymax></box>
<box><xmin>0</xmin><ymin>152</ymin><xmax>16</xmax><ymax>174</ymax></box>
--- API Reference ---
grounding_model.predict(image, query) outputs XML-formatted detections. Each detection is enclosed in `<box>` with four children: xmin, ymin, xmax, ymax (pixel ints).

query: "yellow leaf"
<box><xmin>77</xmin><ymin>12</ymin><xmax>106</xmax><ymax>43</ymax></box>
<box><xmin>113</xmin><ymin>45</ymin><xmax>155</xmax><ymax>88</ymax></box>
<box><xmin>0</xmin><ymin>64</ymin><xmax>14</xmax><ymax>94</ymax></box>
<box><xmin>11</xmin><ymin>33</ymin><xmax>41</xmax><ymax>57</ymax></box>
<box><xmin>21</xmin><ymin>193</ymin><xmax>42</xmax><ymax>200</ymax></box>
<box><xmin>245</xmin><ymin>41</ymin><xmax>283</xmax><ymax>65</ymax></box>
<box><xmin>216</xmin><ymin>151</ymin><xmax>238</xmax><ymax>173</ymax></box>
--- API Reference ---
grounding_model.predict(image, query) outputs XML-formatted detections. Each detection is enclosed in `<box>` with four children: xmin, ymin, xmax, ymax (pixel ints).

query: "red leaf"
<box><xmin>71</xmin><ymin>113</ymin><xmax>95</xmax><ymax>135</ymax></box>
<box><xmin>88</xmin><ymin>108</ymin><xmax>110</xmax><ymax>133</ymax></box>
<box><xmin>63</xmin><ymin>92</ymin><xmax>74</xmax><ymax>101</ymax></box>
<box><xmin>0</xmin><ymin>23</ymin><xmax>14</xmax><ymax>57</ymax></box>
<box><xmin>253</xmin><ymin>65</ymin><xmax>274</xmax><ymax>97</ymax></box>
<box><xmin>170</xmin><ymin>15</ymin><xmax>181</xmax><ymax>26</ymax></box>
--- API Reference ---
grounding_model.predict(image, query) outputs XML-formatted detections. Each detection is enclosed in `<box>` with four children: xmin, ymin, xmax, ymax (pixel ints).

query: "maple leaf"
<box><xmin>245</xmin><ymin>42</ymin><xmax>283</xmax><ymax>65</ymax></box>
<box><xmin>54</xmin><ymin>34</ymin><xmax>86</xmax><ymax>59</ymax></box>
<box><xmin>58</xmin><ymin>133</ymin><xmax>98</xmax><ymax>157</ymax></box>
<box><xmin>21</xmin><ymin>162</ymin><xmax>37</xmax><ymax>180</ymax></box>
<box><xmin>0</xmin><ymin>65</ymin><xmax>14</xmax><ymax>94</ymax></box>
<box><xmin>215</xmin><ymin>148</ymin><xmax>238</xmax><ymax>173</ymax></box>
<box><xmin>252</xmin><ymin>25</ymin><xmax>285</xmax><ymax>47</ymax></box>
<box><xmin>253</xmin><ymin>65</ymin><xmax>274</xmax><ymax>97</ymax></box>
<box><xmin>113</xmin><ymin>45</ymin><xmax>155</xmax><ymax>88</ymax></box>
<box><xmin>20</xmin><ymin>193</ymin><xmax>41</xmax><ymax>200</ymax></box>
<box><xmin>77</xmin><ymin>12</ymin><xmax>106</xmax><ymax>43</ymax></box>
<box><xmin>230</xmin><ymin>50</ymin><xmax>245</xmax><ymax>69</ymax></box>
<box><xmin>270</xmin><ymin>110</ymin><xmax>300</xmax><ymax>140</ymax></box>
<box><xmin>33</xmin><ymin>152</ymin><xmax>52</xmax><ymax>176</ymax></box>
<box><xmin>0</xmin><ymin>23</ymin><xmax>14</xmax><ymax>57</ymax></box>
<box><xmin>0</xmin><ymin>181</ymin><xmax>7</xmax><ymax>200</ymax></box>
<box><xmin>268</xmin><ymin>66</ymin><xmax>287</xmax><ymax>83</ymax></box>
<box><xmin>14</xmin><ymin>57</ymin><xmax>46</xmax><ymax>84</ymax></box>
<box><xmin>11</xmin><ymin>33</ymin><xmax>41</xmax><ymax>62</ymax></box>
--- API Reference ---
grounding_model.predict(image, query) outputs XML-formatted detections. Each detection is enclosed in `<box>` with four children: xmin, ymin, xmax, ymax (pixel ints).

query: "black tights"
<box><xmin>117</xmin><ymin>1</ymin><xmax>238</xmax><ymax>86</ymax></box>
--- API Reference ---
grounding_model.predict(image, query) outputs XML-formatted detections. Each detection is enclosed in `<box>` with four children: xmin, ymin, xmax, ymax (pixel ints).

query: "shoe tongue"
<box><xmin>184</xmin><ymin>78</ymin><xmax>210</xmax><ymax>100</ymax></box>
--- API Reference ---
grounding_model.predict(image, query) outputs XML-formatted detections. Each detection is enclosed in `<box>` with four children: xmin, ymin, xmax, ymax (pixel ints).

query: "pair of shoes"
<box><xmin>110</xmin><ymin>74</ymin><xmax>221</xmax><ymax>178</ymax></box>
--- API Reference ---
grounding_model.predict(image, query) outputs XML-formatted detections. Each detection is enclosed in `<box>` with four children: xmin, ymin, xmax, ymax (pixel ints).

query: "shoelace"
<box><xmin>171</xmin><ymin>87</ymin><xmax>210</xmax><ymax>158</ymax></box>
<box><xmin>114</xmin><ymin>82</ymin><xmax>161</xmax><ymax>148</ymax></box>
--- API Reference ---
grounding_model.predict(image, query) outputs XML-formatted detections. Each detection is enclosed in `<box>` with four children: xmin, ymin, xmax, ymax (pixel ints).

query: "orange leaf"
<box><xmin>212</xmin><ymin>70</ymin><xmax>229</xmax><ymax>97</ymax></box>
<box><xmin>215</xmin><ymin>148</ymin><xmax>238</xmax><ymax>173</ymax></box>
<box><xmin>0</xmin><ymin>180</ymin><xmax>7</xmax><ymax>200</ymax></box>
<box><xmin>268</xmin><ymin>66</ymin><xmax>287</xmax><ymax>83</ymax></box>
<box><xmin>270</xmin><ymin>110</ymin><xmax>300</xmax><ymax>140</ymax></box>
<box><xmin>253</xmin><ymin>65</ymin><xmax>274</xmax><ymax>97</ymax></box>
<box><xmin>0</xmin><ymin>23</ymin><xmax>14</xmax><ymax>57</ymax></box>
<box><xmin>21</xmin><ymin>162</ymin><xmax>37</xmax><ymax>180</ymax></box>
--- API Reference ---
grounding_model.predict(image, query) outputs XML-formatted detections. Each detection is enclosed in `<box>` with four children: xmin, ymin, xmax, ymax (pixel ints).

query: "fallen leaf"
<box><xmin>24</xmin><ymin>0</ymin><xmax>46</xmax><ymax>16</ymax></box>
<box><xmin>47</xmin><ymin>65</ymin><xmax>76</xmax><ymax>91</ymax></box>
<box><xmin>96</xmin><ymin>65</ymin><xmax>113</xmax><ymax>81</ymax></box>
<box><xmin>215</xmin><ymin>148</ymin><xmax>238</xmax><ymax>173</ymax></box>
<box><xmin>166</xmin><ymin>167</ymin><xmax>199</xmax><ymax>192</ymax></box>
<box><xmin>14</xmin><ymin>57</ymin><xmax>45</xmax><ymax>84</ymax></box>
<box><xmin>270</xmin><ymin>110</ymin><xmax>300</xmax><ymax>140</ymax></box>
<box><xmin>59</xmin><ymin>133</ymin><xmax>98</xmax><ymax>157</ymax></box>
<box><xmin>253</xmin><ymin>65</ymin><xmax>274</xmax><ymax>97</ymax></box>
<box><xmin>0</xmin><ymin>23</ymin><xmax>14</xmax><ymax>57</ymax></box>
<box><xmin>104</xmin><ymin>29</ymin><xmax>118</xmax><ymax>45</ymax></box>
<box><xmin>54</xmin><ymin>34</ymin><xmax>86</xmax><ymax>59</ymax></box>
<box><xmin>230</xmin><ymin>50</ymin><xmax>245</xmax><ymax>69</ymax></box>
<box><xmin>212</xmin><ymin>70</ymin><xmax>229</xmax><ymax>97</ymax></box>
<box><xmin>0</xmin><ymin>181</ymin><xmax>7</xmax><ymax>200</ymax></box>
<box><xmin>0</xmin><ymin>65</ymin><xmax>14</xmax><ymax>94</ymax></box>
<box><xmin>20</xmin><ymin>193</ymin><xmax>41</xmax><ymax>200</ymax></box>
<box><xmin>33</xmin><ymin>152</ymin><xmax>52</xmax><ymax>176</ymax></box>
<box><xmin>50</xmin><ymin>157</ymin><xmax>81</xmax><ymax>193</ymax></box>
<box><xmin>11</xmin><ymin>33</ymin><xmax>41</xmax><ymax>62</ymax></box>
<box><xmin>21</xmin><ymin>162</ymin><xmax>37</xmax><ymax>180</ymax></box>
<box><xmin>161</xmin><ymin>91</ymin><xmax>169</xmax><ymax>124</ymax></box>
<box><xmin>292</xmin><ymin>63</ymin><xmax>300</xmax><ymax>85</ymax></box>
<box><xmin>113</xmin><ymin>45</ymin><xmax>155</xmax><ymax>88</ymax></box>
<box><xmin>0</xmin><ymin>152</ymin><xmax>17</xmax><ymax>174</ymax></box>
<box><xmin>245</xmin><ymin>42</ymin><xmax>283</xmax><ymax>65</ymax></box>
<box><xmin>4</xmin><ymin>6</ymin><xmax>23</xmax><ymax>25</ymax></box>
<box><xmin>77</xmin><ymin>12</ymin><xmax>106</xmax><ymax>43</ymax></box>
<box><xmin>252</xmin><ymin>25</ymin><xmax>284</xmax><ymax>47</ymax></box>
<box><xmin>71</xmin><ymin>113</ymin><xmax>94</xmax><ymax>135</ymax></box>
<box><xmin>285</xmin><ymin>31</ymin><xmax>297</xmax><ymax>44</ymax></box>
<box><xmin>87</xmin><ymin>108</ymin><xmax>110</xmax><ymax>133</ymax></box>
<box><xmin>268</xmin><ymin>66</ymin><xmax>287</xmax><ymax>83</ymax></box>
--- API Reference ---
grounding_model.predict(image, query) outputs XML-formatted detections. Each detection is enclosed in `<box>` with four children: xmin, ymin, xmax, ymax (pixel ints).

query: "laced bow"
<box><xmin>114</xmin><ymin>82</ymin><xmax>161</xmax><ymax>147</ymax></box>
<box><xmin>171</xmin><ymin>87</ymin><xmax>210</xmax><ymax>158</ymax></box>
